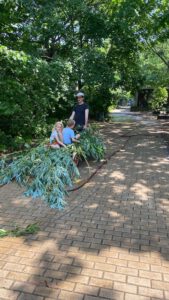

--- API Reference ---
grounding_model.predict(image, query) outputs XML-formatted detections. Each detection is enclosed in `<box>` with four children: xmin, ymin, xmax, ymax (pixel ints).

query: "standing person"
<box><xmin>70</xmin><ymin>92</ymin><xmax>89</xmax><ymax>130</ymax></box>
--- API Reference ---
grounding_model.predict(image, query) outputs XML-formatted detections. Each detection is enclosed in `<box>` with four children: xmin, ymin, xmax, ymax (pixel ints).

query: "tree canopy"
<box><xmin>0</xmin><ymin>0</ymin><xmax>169</xmax><ymax>149</ymax></box>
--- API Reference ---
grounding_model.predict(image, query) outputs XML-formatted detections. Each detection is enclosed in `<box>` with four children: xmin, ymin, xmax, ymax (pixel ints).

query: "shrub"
<box><xmin>150</xmin><ymin>87</ymin><xmax>168</xmax><ymax>111</ymax></box>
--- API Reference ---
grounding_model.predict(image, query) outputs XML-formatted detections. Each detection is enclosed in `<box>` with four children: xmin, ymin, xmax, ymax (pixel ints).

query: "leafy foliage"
<box><xmin>75</xmin><ymin>127</ymin><xmax>105</xmax><ymax>161</ymax></box>
<box><xmin>0</xmin><ymin>127</ymin><xmax>105</xmax><ymax>209</ymax></box>
<box><xmin>149</xmin><ymin>87</ymin><xmax>168</xmax><ymax>111</ymax></box>
<box><xmin>1</xmin><ymin>0</ymin><xmax>169</xmax><ymax>149</ymax></box>
<box><xmin>0</xmin><ymin>45</ymin><xmax>71</xmax><ymax>147</ymax></box>
<box><xmin>0</xmin><ymin>146</ymin><xmax>79</xmax><ymax>209</ymax></box>
<box><xmin>0</xmin><ymin>223</ymin><xmax>39</xmax><ymax>238</ymax></box>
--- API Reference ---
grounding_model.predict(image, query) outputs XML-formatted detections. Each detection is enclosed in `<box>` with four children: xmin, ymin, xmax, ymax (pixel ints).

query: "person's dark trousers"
<box><xmin>75</xmin><ymin>125</ymin><xmax>84</xmax><ymax>133</ymax></box>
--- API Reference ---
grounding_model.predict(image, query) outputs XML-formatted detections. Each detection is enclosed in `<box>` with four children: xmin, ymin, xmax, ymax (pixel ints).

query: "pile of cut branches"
<box><xmin>0</xmin><ymin>126</ymin><xmax>105</xmax><ymax>209</ymax></box>
<box><xmin>76</xmin><ymin>126</ymin><xmax>105</xmax><ymax>161</ymax></box>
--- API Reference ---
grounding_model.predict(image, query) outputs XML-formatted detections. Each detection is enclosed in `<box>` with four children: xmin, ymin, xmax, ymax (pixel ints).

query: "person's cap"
<box><xmin>76</xmin><ymin>92</ymin><xmax>84</xmax><ymax>97</ymax></box>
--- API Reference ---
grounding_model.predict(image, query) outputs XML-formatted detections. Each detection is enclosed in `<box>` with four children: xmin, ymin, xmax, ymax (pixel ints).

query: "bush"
<box><xmin>149</xmin><ymin>87</ymin><xmax>168</xmax><ymax>111</ymax></box>
<box><xmin>0</xmin><ymin>46</ymin><xmax>72</xmax><ymax>147</ymax></box>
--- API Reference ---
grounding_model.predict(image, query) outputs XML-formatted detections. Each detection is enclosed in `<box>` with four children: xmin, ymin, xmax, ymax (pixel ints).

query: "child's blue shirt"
<box><xmin>63</xmin><ymin>127</ymin><xmax>75</xmax><ymax>145</ymax></box>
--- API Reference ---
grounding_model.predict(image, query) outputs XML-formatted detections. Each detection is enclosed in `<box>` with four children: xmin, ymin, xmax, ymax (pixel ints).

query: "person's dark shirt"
<box><xmin>73</xmin><ymin>103</ymin><xmax>89</xmax><ymax>126</ymax></box>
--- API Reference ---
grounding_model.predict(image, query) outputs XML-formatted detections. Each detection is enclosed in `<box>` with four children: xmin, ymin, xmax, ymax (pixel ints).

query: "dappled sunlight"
<box><xmin>85</xmin><ymin>204</ymin><xmax>99</xmax><ymax>209</ymax></box>
<box><xmin>130</xmin><ymin>183</ymin><xmax>152</xmax><ymax>197</ymax></box>
<box><xmin>1</xmin><ymin>120</ymin><xmax>169</xmax><ymax>298</ymax></box>
<box><xmin>108</xmin><ymin>211</ymin><xmax>123</xmax><ymax>218</ymax></box>
<box><xmin>134</xmin><ymin>160</ymin><xmax>145</xmax><ymax>165</ymax></box>
<box><xmin>109</xmin><ymin>171</ymin><xmax>125</xmax><ymax>180</ymax></box>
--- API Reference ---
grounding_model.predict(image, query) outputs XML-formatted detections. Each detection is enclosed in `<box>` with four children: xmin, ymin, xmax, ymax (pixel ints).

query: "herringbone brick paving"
<box><xmin>0</xmin><ymin>119</ymin><xmax>169</xmax><ymax>299</ymax></box>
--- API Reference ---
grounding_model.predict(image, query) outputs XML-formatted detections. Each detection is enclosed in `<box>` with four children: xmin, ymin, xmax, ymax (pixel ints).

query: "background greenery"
<box><xmin>1</xmin><ymin>0</ymin><xmax>169</xmax><ymax>150</ymax></box>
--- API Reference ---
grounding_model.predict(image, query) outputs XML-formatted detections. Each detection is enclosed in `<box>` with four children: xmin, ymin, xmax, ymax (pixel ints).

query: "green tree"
<box><xmin>1</xmin><ymin>0</ymin><xmax>169</xmax><ymax>149</ymax></box>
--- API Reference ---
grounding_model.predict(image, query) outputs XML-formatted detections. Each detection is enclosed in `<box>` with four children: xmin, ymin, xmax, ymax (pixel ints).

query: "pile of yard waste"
<box><xmin>0</xmin><ymin>127</ymin><xmax>105</xmax><ymax>209</ymax></box>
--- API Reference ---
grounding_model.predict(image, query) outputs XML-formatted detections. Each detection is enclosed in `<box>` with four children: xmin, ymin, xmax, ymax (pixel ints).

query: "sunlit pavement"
<box><xmin>0</xmin><ymin>115</ymin><xmax>169</xmax><ymax>299</ymax></box>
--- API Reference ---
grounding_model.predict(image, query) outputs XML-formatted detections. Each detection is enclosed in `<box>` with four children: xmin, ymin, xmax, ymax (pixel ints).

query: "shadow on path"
<box><xmin>0</xmin><ymin>121</ymin><xmax>169</xmax><ymax>299</ymax></box>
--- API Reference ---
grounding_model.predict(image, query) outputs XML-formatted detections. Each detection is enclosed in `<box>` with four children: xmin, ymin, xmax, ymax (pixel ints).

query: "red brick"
<box><xmin>128</xmin><ymin>261</ymin><xmax>150</xmax><ymax>271</ymax></box>
<box><xmin>12</xmin><ymin>281</ymin><xmax>36</xmax><ymax>293</ymax></box>
<box><xmin>114</xmin><ymin>282</ymin><xmax>137</xmax><ymax>294</ymax></box>
<box><xmin>0</xmin><ymin>288</ymin><xmax>19</xmax><ymax>300</ymax></box>
<box><xmin>119</xmin><ymin>253</ymin><xmax>139</xmax><ymax>262</ymax></box>
<box><xmin>7</xmin><ymin>271</ymin><xmax>30</xmax><ymax>282</ymax></box>
<box><xmin>164</xmin><ymin>291</ymin><xmax>169</xmax><ymax>299</ymax></box>
<box><xmin>67</xmin><ymin>274</ymin><xmax>89</xmax><ymax>284</ymax></box>
<box><xmin>99</xmin><ymin>250</ymin><xmax>118</xmax><ymax>259</ymax></box>
<box><xmin>58</xmin><ymin>290</ymin><xmax>83</xmax><ymax>300</ymax></box>
<box><xmin>24</xmin><ymin>266</ymin><xmax>45</xmax><ymax>276</ymax></box>
<box><xmin>0</xmin><ymin>278</ymin><xmax>13</xmax><ymax>288</ymax></box>
<box><xmin>164</xmin><ymin>274</ymin><xmax>169</xmax><ymax>282</ymax></box>
<box><xmin>46</xmin><ymin>262</ymin><xmax>60</xmax><ymax>270</ymax></box>
<box><xmin>125</xmin><ymin>293</ymin><xmax>150</xmax><ymax>300</ymax></box>
<box><xmin>15</xmin><ymin>251</ymin><xmax>35</xmax><ymax>258</ymax></box>
<box><xmin>139</xmin><ymin>287</ymin><xmax>164</xmax><ymax>298</ymax></box>
<box><xmin>4</xmin><ymin>263</ymin><xmax>25</xmax><ymax>272</ymax></box>
<box><xmin>100</xmin><ymin>288</ymin><xmax>124</xmax><ymax>300</ymax></box>
<box><xmin>54</xmin><ymin>256</ymin><xmax>73</xmax><ymax>265</ymax></box>
<box><xmin>44</xmin><ymin>270</ymin><xmax>67</xmax><ymax>280</ymax></box>
<box><xmin>104</xmin><ymin>272</ymin><xmax>126</xmax><ymax>282</ymax></box>
<box><xmin>34</xmin><ymin>286</ymin><xmax>60</xmax><ymax>298</ymax></box>
<box><xmin>90</xmin><ymin>278</ymin><xmax>113</xmax><ymax>288</ymax></box>
<box><xmin>152</xmin><ymin>280</ymin><xmax>169</xmax><ymax>291</ymax></box>
<box><xmin>95</xmin><ymin>262</ymin><xmax>116</xmax><ymax>272</ymax></box>
<box><xmin>3</xmin><ymin>256</ymin><xmax>21</xmax><ymax>263</ymax></box>
<box><xmin>107</xmin><ymin>258</ymin><xmax>127</xmax><ymax>267</ymax></box>
<box><xmin>139</xmin><ymin>270</ymin><xmax>162</xmax><ymax>280</ymax></box>
<box><xmin>151</xmin><ymin>264</ymin><xmax>169</xmax><ymax>274</ymax></box>
<box><xmin>55</xmin><ymin>280</ymin><xmax>75</xmax><ymax>291</ymax></box>
<box><xmin>73</xmin><ymin>259</ymin><xmax>94</xmax><ymax>269</ymax></box>
<box><xmin>81</xmin><ymin>268</ymin><xmax>103</xmax><ymax>278</ymax></box>
<box><xmin>139</xmin><ymin>256</ymin><xmax>162</xmax><ymax>265</ymax></box>
<box><xmin>84</xmin><ymin>296</ymin><xmax>107</xmax><ymax>300</ymax></box>
<box><xmin>116</xmin><ymin>266</ymin><xmax>138</xmax><ymax>276</ymax></box>
<box><xmin>86</xmin><ymin>255</ymin><xmax>106</xmax><ymax>263</ymax></box>
<box><xmin>18</xmin><ymin>293</ymin><xmax>43</xmax><ymax>300</ymax></box>
<box><xmin>60</xmin><ymin>264</ymin><xmax>81</xmax><ymax>274</ymax></box>
<box><xmin>75</xmin><ymin>283</ymin><xmax>99</xmax><ymax>296</ymax></box>
<box><xmin>127</xmin><ymin>276</ymin><xmax>151</xmax><ymax>287</ymax></box>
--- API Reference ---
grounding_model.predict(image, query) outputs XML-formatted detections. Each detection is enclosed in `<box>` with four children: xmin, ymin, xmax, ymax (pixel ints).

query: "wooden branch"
<box><xmin>146</xmin><ymin>40</ymin><xmax>169</xmax><ymax>69</ymax></box>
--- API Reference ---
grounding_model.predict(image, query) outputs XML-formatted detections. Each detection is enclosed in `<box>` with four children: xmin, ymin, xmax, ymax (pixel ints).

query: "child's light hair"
<box><xmin>67</xmin><ymin>119</ymin><xmax>75</xmax><ymax>127</ymax></box>
<box><xmin>52</xmin><ymin>121</ymin><xmax>63</xmax><ymax>132</ymax></box>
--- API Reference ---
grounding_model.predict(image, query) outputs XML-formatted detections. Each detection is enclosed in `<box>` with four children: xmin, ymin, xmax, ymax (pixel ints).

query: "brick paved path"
<box><xmin>1</xmin><ymin>119</ymin><xmax>169</xmax><ymax>300</ymax></box>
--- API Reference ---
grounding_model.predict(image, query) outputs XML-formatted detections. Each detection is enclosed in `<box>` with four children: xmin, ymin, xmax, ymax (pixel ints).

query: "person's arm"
<box><xmin>70</xmin><ymin>111</ymin><xmax>75</xmax><ymax>120</ymax></box>
<box><xmin>70</xmin><ymin>130</ymin><xmax>79</xmax><ymax>143</ymax></box>
<box><xmin>50</xmin><ymin>131</ymin><xmax>56</xmax><ymax>144</ymax></box>
<box><xmin>72</xmin><ymin>133</ymin><xmax>80</xmax><ymax>143</ymax></box>
<box><xmin>84</xmin><ymin>108</ymin><xmax>89</xmax><ymax>128</ymax></box>
<box><xmin>55</xmin><ymin>135</ymin><xmax>66</xmax><ymax>148</ymax></box>
<box><xmin>58</xmin><ymin>140</ymin><xmax>66</xmax><ymax>147</ymax></box>
<box><xmin>72</xmin><ymin>137</ymin><xmax>80</xmax><ymax>143</ymax></box>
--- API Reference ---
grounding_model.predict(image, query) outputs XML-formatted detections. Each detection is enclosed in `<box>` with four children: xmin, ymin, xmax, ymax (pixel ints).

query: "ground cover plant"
<box><xmin>0</xmin><ymin>223</ymin><xmax>39</xmax><ymax>238</ymax></box>
<box><xmin>0</xmin><ymin>127</ymin><xmax>105</xmax><ymax>209</ymax></box>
